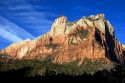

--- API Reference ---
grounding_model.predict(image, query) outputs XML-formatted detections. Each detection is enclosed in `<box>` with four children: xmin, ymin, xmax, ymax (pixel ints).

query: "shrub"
<box><xmin>67</xmin><ymin>21</ymin><xmax>77</xmax><ymax>26</ymax></box>
<box><xmin>45</xmin><ymin>43</ymin><xmax>58</xmax><ymax>49</ymax></box>
<box><xmin>0</xmin><ymin>58</ymin><xmax>116</xmax><ymax>77</ymax></box>
<box><xmin>76</xmin><ymin>29</ymin><xmax>88</xmax><ymax>39</ymax></box>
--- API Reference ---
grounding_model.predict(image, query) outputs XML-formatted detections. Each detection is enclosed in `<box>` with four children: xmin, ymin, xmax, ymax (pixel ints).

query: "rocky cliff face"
<box><xmin>0</xmin><ymin>14</ymin><xmax>124</xmax><ymax>65</ymax></box>
<box><xmin>123</xmin><ymin>45</ymin><xmax>125</xmax><ymax>57</ymax></box>
<box><xmin>123</xmin><ymin>45</ymin><xmax>125</xmax><ymax>48</ymax></box>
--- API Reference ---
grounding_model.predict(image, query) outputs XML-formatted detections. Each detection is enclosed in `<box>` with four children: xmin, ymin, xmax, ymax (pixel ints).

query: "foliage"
<box><xmin>67</xmin><ymin>21</ymin><xmax>77</xmax><ymax>26</ymax></box>
<box><xmin>0</xmin><ymin>54</ymin><xmax>13</xmax><ymax>59</ymax></box>
<box><xmin>0</xmin><ymin>58</ymin><xmax>116</xmax><ymax>77</ymax></box>
<box><xmin>45</xmin><ymin>43</ymin><xmax>58</xmax><ymax>49</ymax></box>
<box><xmin>76</xmin><ymin>29</ymin><xmax>88</xmax><ymax>39</ymax></box>
<box><xmin>70</xmin><ymin>29</ymin><xmax>88</xmax><ymax>39</ymax></box>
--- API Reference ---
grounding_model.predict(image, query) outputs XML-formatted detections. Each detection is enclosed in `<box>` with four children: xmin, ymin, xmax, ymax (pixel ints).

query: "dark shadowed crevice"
<box><xmin>104</xmin><ymin>22</ymin><xmax>120</xmax><ymax>63</ymax></box>
<box><xmin>123</xmin><ymin>51</ymin><xmax>125</xmax><ymax>64</ymax></box>
<box><xmin>49</xmin><ymin>37</ymin><xmax>53</xmax><ymax>43</ymax></box>
<box><xmin>123</xmin><ymin>51</ymin><xmax>125</xmax><ymax>56</ymax></box>
<box><xmin>95</xmin><ymin>28</ymin><xmax>103</xmax><ymax>47</ymax></box>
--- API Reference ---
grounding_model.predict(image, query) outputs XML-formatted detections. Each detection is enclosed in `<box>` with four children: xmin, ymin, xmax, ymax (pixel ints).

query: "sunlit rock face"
<box><xmin>123</xmin><ymin>45</ymin><xmax>125</xmax><ymax>56</ymax></box>
<box><xmin>0</xmin><ymin>14</ymin><xmax>124</xmax><ymax>65</ymax></box>
<box><xmin>123</xmin><ymin>45</ymin><xmax>125</xmax><ymax>48</ymax></box>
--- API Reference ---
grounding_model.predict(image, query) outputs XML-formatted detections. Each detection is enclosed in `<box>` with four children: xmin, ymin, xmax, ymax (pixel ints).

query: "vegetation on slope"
<box><xmin>0</xmin><ymin>58</ymin><xmax>116</xmax><ymax>77</ymax></box>
<box><xmin>1</xmin><ymin>57</ymin><xmax>125</xmax><ymax>82</ymax></box>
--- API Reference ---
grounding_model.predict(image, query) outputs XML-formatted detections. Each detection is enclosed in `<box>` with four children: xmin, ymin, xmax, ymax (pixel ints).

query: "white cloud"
<box><xmin>0</xmin><ymin>27</ymin><xmax>23</xmax><ymax>42</ymax></box>
<box><xmin>0</xmin><ymin>16</ymin><xmax>35</xmax><ymax>42</ymax></box>
<box><xmin>7</xmin><ymin>6</ymin><xmax>55</xmax><ymax>34</ymax></box>
<box><xmin>0</xmin><ymin>0</ymin><xmax>57</xmax><ymax>42</ymax></box>
<box><xmin>4</xmin><ymin>5</ymin><xmax>44</xmax><ymax>10</ymax></box>
<box><xmin>0</xmin><ymin>0</ymin><xmax>58</xmax><ymax>49</ymax></box>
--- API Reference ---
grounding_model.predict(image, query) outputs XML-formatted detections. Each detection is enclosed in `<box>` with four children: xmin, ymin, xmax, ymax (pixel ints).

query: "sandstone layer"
<box><xmin>0</xmin><ymin>14</ymin><xmax>124</xmax><ymax>65</ymax></box>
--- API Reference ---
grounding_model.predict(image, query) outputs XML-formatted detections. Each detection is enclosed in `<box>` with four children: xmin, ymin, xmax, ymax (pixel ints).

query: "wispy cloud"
<box><xmin>0</xmin><ymin>27</ymin><xmax>23</xmax><ymax>42</ymax></box>
<box><xmin>0</xmin><ymin>16</ymin><xmax>35</xmax><ymax>42</ymax></box>
<box><xmin>0</xmin><ymin>5</ymin><xmax>45</xmax><ymax>10</ymax></box>
<box><xmin>0</xmin><ymin>0</ymin><xmax>57</xmax><ymax>37</ymax></box>
<box><xmin>0</xmin><ymin>0</ymin><xmax>58</xmax><ymax>48</ymax></box>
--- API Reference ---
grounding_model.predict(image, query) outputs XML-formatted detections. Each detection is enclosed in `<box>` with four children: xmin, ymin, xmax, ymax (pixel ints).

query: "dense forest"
<box><xmin>0</xmin><ymin>58</ymin><xmax>125</xmax><ymax>82</ymax></box>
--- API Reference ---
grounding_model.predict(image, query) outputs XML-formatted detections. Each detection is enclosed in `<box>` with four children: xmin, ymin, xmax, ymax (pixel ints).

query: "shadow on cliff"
<box><xmin>104</xmin><ymin>22</ymin><xmax>120</xmax><ymax>63</ymax></box>
<box><xmin>0</xmin><ymin>65</ymin><xmax>125</xmax><ymax>82</ymax></box>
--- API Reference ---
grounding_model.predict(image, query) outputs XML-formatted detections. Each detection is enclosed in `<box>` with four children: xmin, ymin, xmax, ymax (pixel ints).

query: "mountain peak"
<box><xmin>52</xmin><ymin>16</ymin><xmax>67</xmax><ymax>26</ymax></box>
<box><xmin>50</xmin><ymin>13</ymin><xmax>107</xmax><ymax>37</ymax></box>
<box><xmin>50</xmin><ymin>16</ymin><xmax>67</xmax><ymax>36</ymax></box>
<box><xmin>0</xmin><ymin>14</ymin><xmax>124</xmax><ymax>65</ymax></box>
<box><xmin>89</xmin><ymin>13</ymin><xmax>105</xmax><ymax>19</ymax></box>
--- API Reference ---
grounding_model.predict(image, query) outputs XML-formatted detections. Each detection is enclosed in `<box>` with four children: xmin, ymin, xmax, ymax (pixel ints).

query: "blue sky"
<box><xmin>0</xmin><ymin>0</ymin><xmax>125</xmax><ymax>49</ymax></box>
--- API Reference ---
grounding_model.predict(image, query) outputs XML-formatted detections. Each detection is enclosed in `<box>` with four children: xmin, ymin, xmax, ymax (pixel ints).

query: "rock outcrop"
<box><xmin>123</xmin><ymin>45</ymin><xmax>125</xmax><ymax>57</ymax></box>
<box><xmin>0</xmin><ymin>14</ymin><xmax>124</xmax><ymax>65</ymax></box>
<box><xmin>123</xmin><ymin>45</ymin><xmax>125</xmax><ymax>48</ymax></box>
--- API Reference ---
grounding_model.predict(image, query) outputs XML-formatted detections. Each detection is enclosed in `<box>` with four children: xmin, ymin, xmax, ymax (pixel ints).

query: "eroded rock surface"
<box><xmin>0</xmin><ymin>14</ymin><xmax>124</xmax><ymax>65</ymax></box>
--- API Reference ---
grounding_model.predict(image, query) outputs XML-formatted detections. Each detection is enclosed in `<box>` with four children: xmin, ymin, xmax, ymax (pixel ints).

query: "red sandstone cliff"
<box><xmin>0</xmin><ymin>14</ymin><xmax>124</xmax><ymax>65</ymax></box>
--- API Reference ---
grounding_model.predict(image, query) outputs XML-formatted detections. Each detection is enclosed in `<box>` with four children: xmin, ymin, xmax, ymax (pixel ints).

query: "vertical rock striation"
<box><xmin>0</xmin><ymin>14</ymin><xmax>124</xmax><ymax>65</ymax></box>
